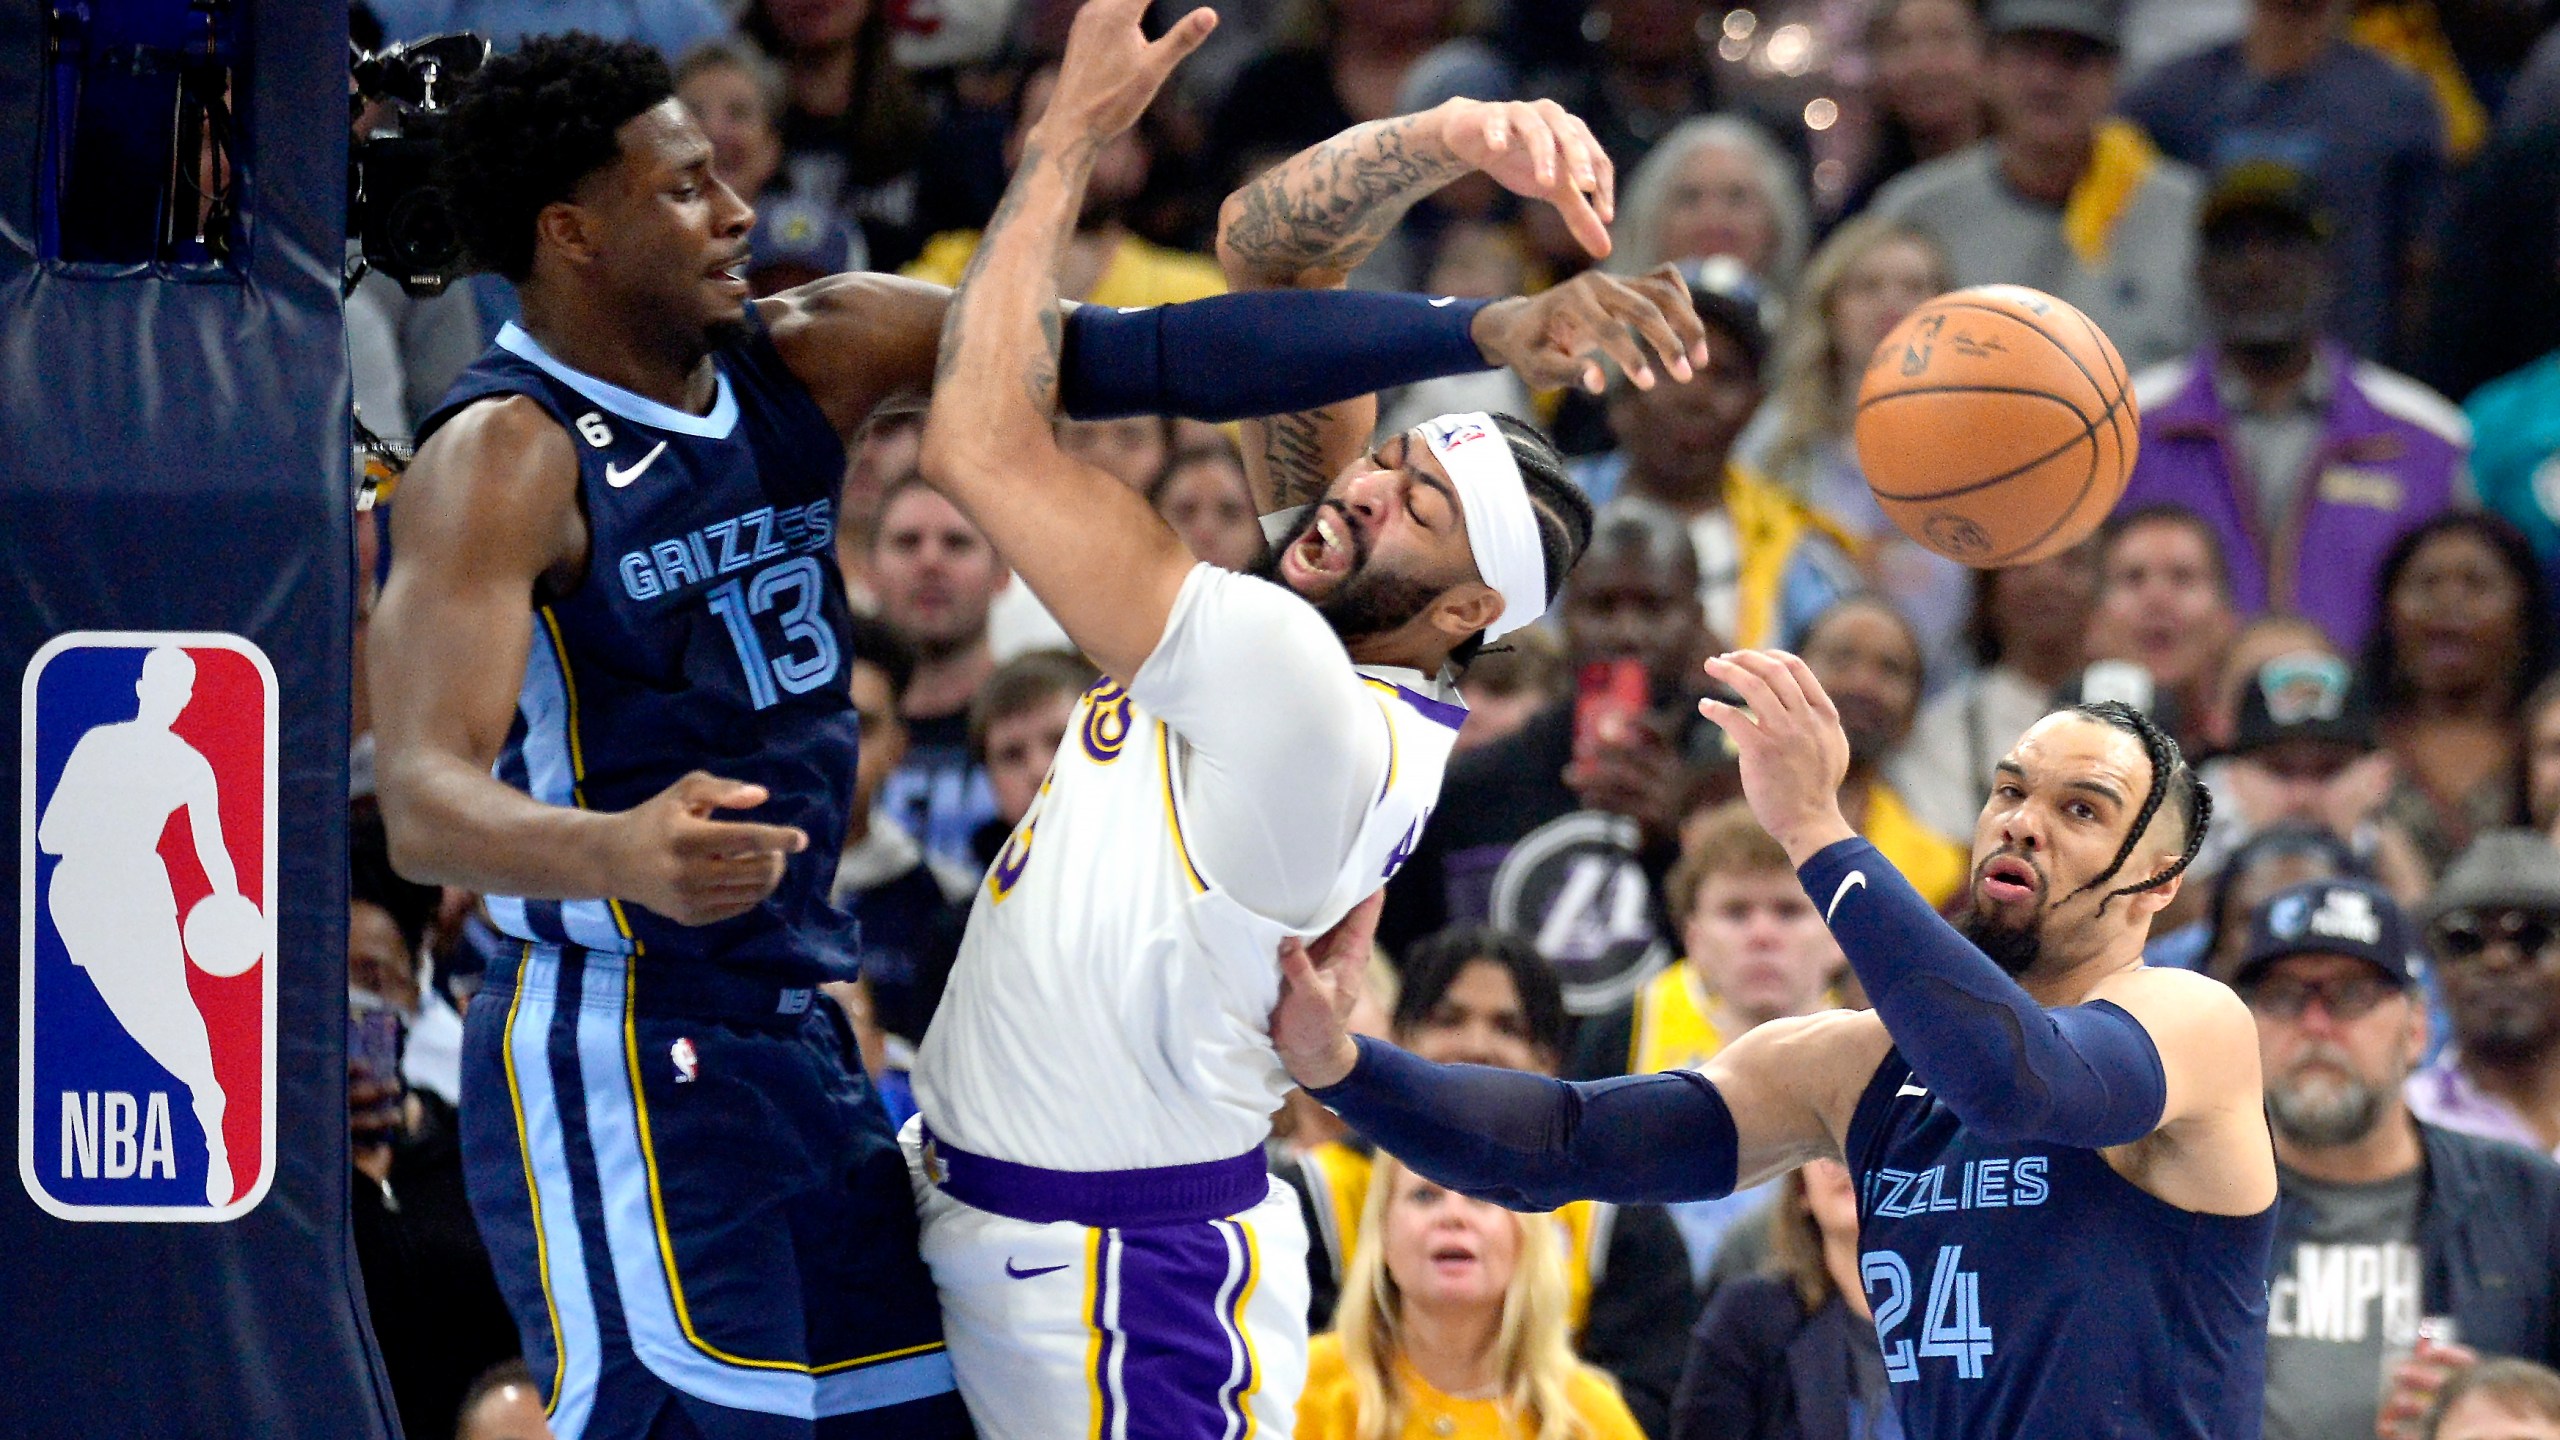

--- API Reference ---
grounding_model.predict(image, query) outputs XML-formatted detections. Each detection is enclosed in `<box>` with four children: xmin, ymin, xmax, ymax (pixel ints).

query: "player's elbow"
<box><xmin>371</xmin><ymin>755</ymin><xmax>457</xmax><ymax>887</ymax></box>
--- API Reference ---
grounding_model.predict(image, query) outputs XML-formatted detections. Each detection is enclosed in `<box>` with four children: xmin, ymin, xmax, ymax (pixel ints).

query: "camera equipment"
<box><xmin>347</xmin><ymin>32</ymin><xmax>487</xmax><ymax>298</ymax></box>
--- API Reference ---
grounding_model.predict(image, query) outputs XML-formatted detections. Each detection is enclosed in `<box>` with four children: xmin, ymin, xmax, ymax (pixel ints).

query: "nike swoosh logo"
<box><xmin>1896</xmin><ymin>1082</ymin><xmax>1929</xmax><ymax>1098</ymax></box>
<box><xmin>1826</xmin><ymin>870</ymin><xmax>1867</xmax><ymax>923</ymax></box>
<box><xmin>1004</xmin><ymin>1259</ymin><xmax>1069</xmax><ymax>1280</ymax></box>
<box><xmin>605</xmin><ymin>439</ymin><xmax>668</xmax><ymax>488</ymax></box>
<box><xmin>1429</xmin><ymin>296</ymin><xmax>1458</xmax><ymax>307</ymax></box>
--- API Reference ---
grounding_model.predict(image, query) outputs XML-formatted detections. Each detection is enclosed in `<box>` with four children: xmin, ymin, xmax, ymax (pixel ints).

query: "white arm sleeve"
<box><xmin>1129</xmin><ymin>565</ymin><xmax>1391</xmax><ymax>930</ymax></box>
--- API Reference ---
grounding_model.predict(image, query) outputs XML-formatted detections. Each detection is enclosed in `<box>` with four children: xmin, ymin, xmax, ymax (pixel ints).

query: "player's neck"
<box><xmin>2274</xmin><ymin>1105</ymin><xmax>2423</xmax><ymax>1186</ymax></box>
<box><xmin>1342</xmin><ymin>632</ymin><xmax>1449</xmax><ymax>680</ymax></box>
<box><xmin>515</xmin><ymin>294</ymin><xmax>718</xmax><ymax>417</ymax></box>
<box><xmin>1396</xmin><ymin>1303</ymin><xmax>1503</xmax><ymax>1398</ymax></box>
<box><xmin>2018</xmin><ymin>941</ymin><xmax>2149</xmax><ymax>1008</ymax></box>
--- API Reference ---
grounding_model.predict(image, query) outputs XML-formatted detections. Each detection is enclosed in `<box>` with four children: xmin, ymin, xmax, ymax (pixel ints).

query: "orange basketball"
<box><xmin>1852</xmin><ymin>284</ymin><xmax>2139</xmax><ymax>568</ymax></box>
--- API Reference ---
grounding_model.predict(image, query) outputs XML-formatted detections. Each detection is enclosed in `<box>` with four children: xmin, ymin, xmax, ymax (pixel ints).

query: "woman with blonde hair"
<box><xmin>1299</xmin><ymin>1156</ymin><xmax>1645</xmax><ymax>1440</ymax></box>
<box><xmin>1736</xmin><ymin>214</ymin><xmax>1969</xmax><ymax>682</ymax></box>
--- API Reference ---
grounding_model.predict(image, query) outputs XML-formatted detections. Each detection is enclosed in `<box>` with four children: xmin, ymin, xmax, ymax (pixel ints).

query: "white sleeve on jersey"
<box><xmin>1128</xmin><ymin>564</ymin><xmax>1391</xmax><ymax>931</ymax></box>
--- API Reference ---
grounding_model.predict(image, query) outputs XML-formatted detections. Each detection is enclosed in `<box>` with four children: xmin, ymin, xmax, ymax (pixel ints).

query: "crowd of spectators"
<box><xmin>344</xmin><ymin>0</ymin><xmax>2560</xmax><ymax>1437</ymax></box>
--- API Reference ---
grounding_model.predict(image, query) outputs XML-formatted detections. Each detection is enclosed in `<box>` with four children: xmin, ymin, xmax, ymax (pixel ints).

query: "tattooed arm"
<box><xmin>1216</xmin><ymin>98</ymin><xmax>1620</xmax><ymax>511</ymax></box>
<box><xmin>916</xmin><ymin>0</ymin><xmax>1218</xmax><ymax>681</ymax></box>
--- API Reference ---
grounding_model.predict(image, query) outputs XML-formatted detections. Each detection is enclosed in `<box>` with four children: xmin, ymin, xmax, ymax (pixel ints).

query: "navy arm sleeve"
<box><xmin>1797</xmin><ymin>838</ymin><xmax>2168</xmax><ymax>1148</ymax></box>
<box><xmin>1306</xmin><ymin>1035</ymin><xmax>1740</xmax><ymax>1211</ymax></box>
<box><xmin>1058</xmin><ymin>291</ymin><xmax>1495</xmax><ymax>422</ymax></box>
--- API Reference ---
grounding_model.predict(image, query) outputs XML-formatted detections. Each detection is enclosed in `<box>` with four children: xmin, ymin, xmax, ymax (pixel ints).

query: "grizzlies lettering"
<box><xmin>617</xmin><ymin>499</ymin><xmax>835</xmax><ymax>601</ymax></box>
<box><xmin>1866</xmin><ymin>1155</ymin><xmax>2051</xmax><ymax>1219</ymax></box>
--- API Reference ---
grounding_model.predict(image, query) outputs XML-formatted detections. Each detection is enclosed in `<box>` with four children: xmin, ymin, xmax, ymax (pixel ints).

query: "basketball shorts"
<box><xmin>460</xmin><ymin>943</ymin><xmax>969</xmax><ymax>1440</ymax></box>
<box><xmin>906</xmin><ymin>1121</ymin><xmax>1309</xmax><ymax>1440</ymax></box>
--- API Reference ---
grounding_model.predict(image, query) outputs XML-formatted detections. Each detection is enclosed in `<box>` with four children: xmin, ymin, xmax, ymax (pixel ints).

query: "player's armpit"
<box><xmin>1700</xmin><ymin>1008</ymin><xmax>1892</xmax><ymax>1187</ymax></box>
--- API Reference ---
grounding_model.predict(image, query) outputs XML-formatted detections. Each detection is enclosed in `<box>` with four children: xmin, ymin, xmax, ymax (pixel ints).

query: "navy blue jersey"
<box><xmin>416</xmin><ymin>316</ymin><xmax>855</xmax><ymax>981</ymax></box>
<box><xmin>1845</xmin><ymin>1047</ymin><xmax>2276</xmax><ymax>1440</ymax></box>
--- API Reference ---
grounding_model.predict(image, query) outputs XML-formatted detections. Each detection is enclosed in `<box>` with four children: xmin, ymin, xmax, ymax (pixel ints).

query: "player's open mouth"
<box><xmin>1286</xmin><ymin>509</ymin><xmax>1356</xmax><ymax>585</ymax></box>
<box><xmin>1977</xmin><ymin>855</ymin><xmax>2041</xmax><ymax>905</ymax></box>
<box><xmin>709</xmin><ymin>254</ymin><xmax>750</xmax><ymax>294</ymax></box>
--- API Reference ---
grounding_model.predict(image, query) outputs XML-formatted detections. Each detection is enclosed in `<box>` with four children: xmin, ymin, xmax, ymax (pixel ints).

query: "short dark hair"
<box><xmin>2063</xmin><ymin>699</ymin><xmax>2212</xmax><ymax>911</ymax></box>
<box><xmin>454</xmin><ymin>1358</ymin><xmax>538</xmax><ymax>1440</ymax></box>
<box><xmin>438</xmin><ymin>33</ymin><xmax>675</xmax><ymax>282</ymax></box>
<box><xmin>1453</xmin><ymin>414</ymin><xmax>1593</xmax><ymax>669</ymax></box>
<box><xmin>846</xmin><ymin>613</ymin><xmax>918</xmax><ymax>703</ymax></box>
<box><xmin>2100</xmin><ymin>503</ymin><xmax>2232</xmax><ymax>597</ymax></box>
<box><xmin>1392</xmin><ymin>925</ymin><xmax>1568</xmax><ymax>1058</ymax></box>
<box><xmin>968</xmin><ymin>650</ymin><xmax>1101</xmax><ymax>764</ymax></box>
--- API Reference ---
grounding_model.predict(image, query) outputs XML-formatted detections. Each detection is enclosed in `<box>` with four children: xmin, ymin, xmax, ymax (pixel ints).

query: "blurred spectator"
<box><xmin>2121</xmin><ymin>0</ymin><xmax>2444</xmax><ymax>364</ymax></box>
<box><xmin>2528</xmin><ymin>675</ymin><xmax>2560</xmax><ymax>839</ymax></box>
<box><xmin>675</xmin><ymin>39</ymin><xmax>863</xmax><ymax>295</ymax></box>
<box><xmin>1059</xmin><ymin>414</ymin><xmax>1173</xmax><ymax>492</ymax></box>
<box><xmin>2202</xmin><ymin>612</ymin><xmax>2339</xmax><ymax>753</ymax></box>
<box><xmin>2423</xmin><ymin>1359</ymin><xmax>2560</xmax><ymax>1440</ymax></box>
<box><xmin>837</xmin><ymin>412</ymin><xmax>924</xmax><ymax>611</ymax></box>
<box><xmin>1374</xmin><ymin>515</ymin><xmax>1721</xmax><ymax>987</ymax></box>
<box><xmin>2121</xmin><ymin>0</ymin><xmax>2250</xmax><ymax>78</ymax></box>
<box><xmin>2461</xmin><ymin>316</ymin><xmax>2560</xmax><ymax>564</ymax></box>
<box><xmin>2367</xmin><ymin>514</ymin><xmax>2555</xmax><ymax>876</ymax></box>
<box><xmin>1669</xmin><ymin>1161</ymin><xmax>1895</xmax><ymax>1440</ymax></box>
<box><xmin>2409</xmin><ymin>830</ymin><xmax>2560</xmax><ymax>1156</ymax></box>
<box><xmin>829</xmin><ymin>616</ymin><xmax>972</xmax><ymax>1123</ymax></box>
<box><xmin>1206</xmin><ymin>0</ymin><xmax>1477</xmax><ymax>191</ymax></box>
<box><xmin>1149</xmin><ymin>443</ymin><xmax>1267</xmax><ymax>571</ymax></box>
<box><xmin>966</xmin><ymin>649</ymin><xmax>1098</xmax><ymax>864</ymax></box>
<box><xmin>1295</xmin><ymin>1153</ymin><xmax>1648</xmax><ymax>1440</ymax></box>
<box><xmin>367</xmin><ymin>0</ymin><xmax>726</xmax><ymax>62</ymax></box>
<box><xmin>742</xmin><ymin>0</ymin><xmax>938</xmax><ymax>271</ymax></box>
<box><xmin>1379</xmin><ymin>220</ymin><xmax>1540</xmax><ymax>437</ymax></box>
<box><xmin>1870</xmin><ymin>0</ymin><xmax>2205</xmax><ymax>370</ymax></box>
<box><xmin>1797</xmin><ymin>596</ymin><xmax>1971</xmax><ymax>909</ymax></box>
<box><xmin>1894</xmin><ymin>539</ymin><xmax>2101</xmax><ymax>839</ymax></box>
<box><xmin>904</xmin><ymin>65</ymin><xmax>1226</xmax><ymax>306</ymax></box>
<box><xmin>1572</xmin><ymin>269</ymin><xmax>1855</xmax><ymax>650</ymax></box>
<box><xmin>2158</xmin><ymin>823</ymin><xmax>2365</xmax><ymax>976</ymax></box>
<box><xmin>1281</xmin><ymin>929</ymin><xmax>1695</xmax><ymax>1436</ymax></box>
<box><xmin>2086</xmin><ymin>505</ymin><xmax>2240</xmax><ymax>751</ymax></box>
<box><xmin>2345</xmin><ymin>0</ymin><xmax>2500</xmax><ymax>161</ymax></box>
<box><xmin>1452</xmin><ymin>625</ymin><xmax>1569</xmax><ymax>755</ymax></box>
<box><xmin>1736</xmin><ymin>215</ymin><xmax>1970</xmax><ymax>679</ymax></box>
<box><xmin>2119</xmin><ymin>161</ymin><xmax>2468</xmax><ymax>655</ymax></box>
<box><xmin>2415</xmin><ymin>103</ymin><xmax>2560</xmax><ymax>402</ymax></box>
<box><xmin>1837</xmin><ymin>0</ymin><xmax>1992</xmax><ymax>221</ymax></box>
<box><xmin>872</xmin><ymin>476</ymin><xmax>1009</xmax><ymax>867</ymax></box>
<box><xmin>454</xmin><ymin>1359</ymin><xmax>553</xmax><ymax>1440</ymax></box>
<box><xmin>349</xmin><ymin>810</ymin><xmax>520</xmax><ymax>1440</ymax></box>
<box><xmin>1525</xmin><ymin>0</ymin><xmax>1727</xmax><ymax>173</ymax></box>
<box><xmin>2233</xmin><ymin>877</ymin><xmax>2560</xmax><ymax>1440</ymax></box>
<box><xmin>1607</xmin><ymin>118</ymin><xmax>1811</xmax><ymax>296</ymax></box>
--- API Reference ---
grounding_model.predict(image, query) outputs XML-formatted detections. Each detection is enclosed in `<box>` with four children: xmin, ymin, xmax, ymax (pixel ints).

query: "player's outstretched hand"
<box><xmin>1697</xmin><ymin>651</ymin><xmax>1857</xmax><ymax>864</ymax></box>
<box><xmin>1271</xmin><ymin>890</ymin><xmax>1385</xmax><ymax>1090</ymax></box>
<box><xmin>610</xmin><ymin>770</ymin><xmax>810</xmax><ymax>927</ymax></box>
<box><xmin>1437</xmin><ymin>98</ymin><xmax>1615</xmax><ymax>260</ymax></box>
<box><xmin>1038</xmin><ymin>0</ymin><xmax>1216</xmax><ymax>145</ymax></box>
<box><xmin>1472</xmin><ymin>264</ymin><xmax>1708</xmax><ymax>396</ymax></box>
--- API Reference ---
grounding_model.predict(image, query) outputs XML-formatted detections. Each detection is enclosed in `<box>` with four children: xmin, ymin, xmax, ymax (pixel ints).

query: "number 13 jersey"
<box><xmin>414</xmin><ymin>316</ymin><xmax>856</xmax><ymax>981</ymax></box>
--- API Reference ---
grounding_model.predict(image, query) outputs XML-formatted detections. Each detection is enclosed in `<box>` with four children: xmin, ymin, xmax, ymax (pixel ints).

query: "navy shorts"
<box><xmin>460</xmin><ymin>943</ymin><xmax>968</xmax><ymax>1440</ymax></box>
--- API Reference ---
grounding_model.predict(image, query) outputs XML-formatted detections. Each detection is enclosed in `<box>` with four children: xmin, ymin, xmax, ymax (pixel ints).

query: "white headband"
<box><xmin>1420</xmin><ymin>412</ymin><xmax>1547</xmax><ymax>641</ymax></box>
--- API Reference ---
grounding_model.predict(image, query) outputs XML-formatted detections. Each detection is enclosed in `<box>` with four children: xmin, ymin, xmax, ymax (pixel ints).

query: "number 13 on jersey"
<box><xmin>1862</xmin><ymin>1244</ymin><xmax>1995</xmax><ymax>1382</ymax></box>
<box><xmin>706</xmin><ymin>556</ymin><xmax>840</xmax><ymax>709</ymax></box>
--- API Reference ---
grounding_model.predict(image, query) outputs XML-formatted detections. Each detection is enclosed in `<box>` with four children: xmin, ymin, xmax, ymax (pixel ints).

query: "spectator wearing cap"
<box><xmin>2120</xmin><ymin>0</ymin><xmax>2444</xmax><ymax>365</ymax></box>
<box><xmin>1571</xmin><ymin>267</ymin><xmax>1857</xmax><ymax>651</ymax></box>
<box><xmin>1868</xmin><ymin>0</ymin><xmax>2205</xmax><ymax>370</ymax></box>
<box><xmin>2410</xmin><ymin>830</ymin><xmax>2560</xmax><ymax>1159</ymax></box>
<box><xmin>2235</xmin><ymin>876</ymin><xmax>2560</xmax><ymax>1440</ymax></box>
<box><xmin>1737</xmin><ymin>215</ymin><xmax>1976</xmax><ymax>684</ymax></box>
<box><xmin>674</xmin><ymin>39</ymin><xmax>865</xmax><ymax>295</ymax></box>
<box><xmin>2118</xmin><ymin>158</ymin><xmax>2470</xmax><ymax>658</ymax></box>
<box><xmin>2193</xmin><ymin>649</ymin><xmax>2429</xmax><ymax>902</ymax></box>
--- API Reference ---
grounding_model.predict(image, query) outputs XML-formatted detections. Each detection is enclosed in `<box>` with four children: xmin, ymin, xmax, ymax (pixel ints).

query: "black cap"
<box><xmin>2200</xmin><ymin>159</ymin><xmax>2333</xmax><ymax>244</ymax></box>
<box><xmin>2236</xmin><ymin>878</ymin><xmax>2420</xmax><ymax>990</ymax></box>
<box><xmin>1675</xmin><ymin>255</ymin><xmax>1772</xmax><ymax>379</ymax></box>
<box><xmin>1987</xmin><ymin>0</ymin><xmax>2121</xmax><ymax>48</ymax></box>
<box><xmin>2228</xmin><ymin>651</ymin><xmax>2375</xmax><ymax>758</ymax></box>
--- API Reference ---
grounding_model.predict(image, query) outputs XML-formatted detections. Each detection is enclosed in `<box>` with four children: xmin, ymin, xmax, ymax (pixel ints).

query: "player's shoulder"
<box><xmin>410</xmin><ymin>392</ymin><xmax>578</xmax><ymax>481</ymax></box>
<box><xmin>2102</xmin><ymin>962</ymin><xmax>2257</xmax><ymax>1037</ymax></box>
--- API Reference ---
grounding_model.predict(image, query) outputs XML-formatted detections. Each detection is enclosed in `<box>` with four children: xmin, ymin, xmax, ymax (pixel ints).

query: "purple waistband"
<box><xmin>922</xmin><ymin>1128</ymin><xmax>1270</xmax><ymax>1228</ymax></box>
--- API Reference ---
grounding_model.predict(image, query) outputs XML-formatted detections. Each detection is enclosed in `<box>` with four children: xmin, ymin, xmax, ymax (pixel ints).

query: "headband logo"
<box><xmin>1427</xmin><ymin>417</ymin><xmax>1494</xmax><ymax>451</ymax></box>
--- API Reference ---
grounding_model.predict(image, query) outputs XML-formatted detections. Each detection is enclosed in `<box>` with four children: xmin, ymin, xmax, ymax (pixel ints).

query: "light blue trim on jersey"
<box><xmin>496</xmin><ymin>321</ymin><xmax>740</xmax><ymax>439</ymax></box>
<box><xmin>516</xmin><ymin>619</ymin><xmax>629</xmax><ymax>953</ymax></box>
<box><xmin>510</xmin><ymin>949</ymin><xmax>603</xmax><ymax>1440</ymax></box>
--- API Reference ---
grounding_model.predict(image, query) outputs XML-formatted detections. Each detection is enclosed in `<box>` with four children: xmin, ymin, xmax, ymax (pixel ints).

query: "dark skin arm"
<box><xmin>759</xmin><ymin>271</ymin><xmax>962</xmax><ymax>441</ymax></box>
<box><xmin>369</xmin><ymin>396</ymin><xmax>808</xmax><ymax>925</ymax></box>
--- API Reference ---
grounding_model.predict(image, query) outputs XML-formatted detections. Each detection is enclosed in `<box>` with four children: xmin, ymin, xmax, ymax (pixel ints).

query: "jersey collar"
<box><xmin>496</xmin><ymin>321</ymin><xmax>740</xmax><ymax>439</ymax></box>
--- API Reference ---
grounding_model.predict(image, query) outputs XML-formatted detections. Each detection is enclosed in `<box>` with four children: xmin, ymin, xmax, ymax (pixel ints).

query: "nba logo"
<box><xmin>19</xmin><ymin>633</ymin><xmax>277</xmax><ymax>1221</ymax></box>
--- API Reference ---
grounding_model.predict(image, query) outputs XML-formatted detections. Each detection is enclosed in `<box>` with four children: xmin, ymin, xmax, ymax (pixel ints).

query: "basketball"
<box><xmin>1852</xmin><ymin>284</ymin><xmax>2139</xmax><ymax>568</ymax></box>
<box><xmin>182</xmin><ymin>892</ymin><xmax>267</xmax><ymax>977</ymax></box>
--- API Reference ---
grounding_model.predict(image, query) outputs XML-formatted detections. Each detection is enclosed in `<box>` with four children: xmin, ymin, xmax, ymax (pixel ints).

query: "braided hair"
<box><xmin>2064</xmin><ymin>700</ymin><xmax>2213</xmax><ymax>914</ymax></box>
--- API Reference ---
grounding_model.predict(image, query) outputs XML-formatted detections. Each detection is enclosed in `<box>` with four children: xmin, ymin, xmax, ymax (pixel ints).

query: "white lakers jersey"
<box><xmin>914</xmin><ymin>565</ymin><xmax>1464</xmax><ymax>1171</ymax></box>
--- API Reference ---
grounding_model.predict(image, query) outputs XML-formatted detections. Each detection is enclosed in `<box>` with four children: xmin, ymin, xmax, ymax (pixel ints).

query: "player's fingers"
<box><xmin>672</xmin><ymin>771</ymin><xmax>769</xmax><ymax>814</ymax></box>
<box><xmin>1695</xmin><ymin>695</ymin><xmax>1762</xmax><ymax>747</ymax></box>
<box><xmin>1536</xmin><ymin>100</ymin><xmax>1600</xmax><ymax>195</ymax></box>
<box><xmin>1547</xmin><ymin>176</ymin><xmax>1614</xmax><ymax>261</ymax></box>
<box><xmin>1572</xmin><ymin>113</ymin><xmax>1617</xmax><ymax>223</ymax></box>
<box><xmin>1648</xmin><ymin>263</ymin><xmax>1714</xmax><ymax>366</ymax></box>
<box><xmin>1703</xmin><ymin>654</ymin><xmax>1789</xmax><ymax>729</ymax></box>
<box><xmin>1516</xmin><ymin>106</ymin><xmax>1559</xmax><ymax>189</ymax></box>
<box><xmin>1277</xmin><ymin>936</ymin><xmax>1322</xmax><ymax>992</ymax></box>
<box><xmin>1144</xmin><ymin>6</ymin><xmax>1218</xmax><ymax>71</ymax></box>
<box><xmin>684</xmin><ymin>817</ymin><xmax>810</xmax><ymax>856</ymax></box>
<box><xmin>1596</xmin><ymin>281</ymin><xmax>1694</xmax><ymax>382</ymax></box>
<box><xmin>1565</xmin><ymin>289</ymin><xmax>1655</xmax><ymax>389</ymax></box>
<box><xmin>1730</xmin><ymin>649</ymin><xmax>1811</xmax><ymax>718</ymax></box>
<box><xmin>1774</xmin><ymin>650</ymin><xmax>1840</xmax><ymax>724</ymax></box>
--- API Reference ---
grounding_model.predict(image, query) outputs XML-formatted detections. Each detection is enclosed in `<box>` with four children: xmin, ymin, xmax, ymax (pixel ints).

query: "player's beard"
<box><xmin>1253</xmin><ymin>503</ymin><xmax>1442</xmax><ymax>641</ymax></box>
<box><xmin>1958</xmin><ymin>905</ymin><xmax>2044</xmax><ymax>977</ymax></box>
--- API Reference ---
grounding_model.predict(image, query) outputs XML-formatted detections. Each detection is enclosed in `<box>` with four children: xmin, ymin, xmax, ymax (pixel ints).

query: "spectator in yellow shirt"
<box><xmin>1298</xmin><ymin>1155</ymin><xmax>1648</xmax><ymax>1440</ymax></box>
<box><xmin>901</xmin><ymin>63</ymin><xmax>1224</xmax><ymax>309</ymax></box>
